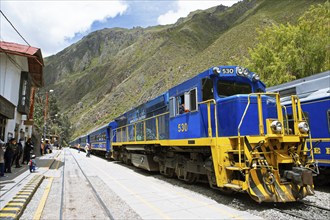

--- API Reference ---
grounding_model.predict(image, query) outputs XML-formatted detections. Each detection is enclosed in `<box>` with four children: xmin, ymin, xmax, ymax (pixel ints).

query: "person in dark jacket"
<box><xmin>0</xmin><ymin>139</ymin><xmax>5</xmax><ymax>177</ymax></box>
<box><xmin>4</xmin><ymin>138</ymin><xmax>16</xmax><ymax>173</ymax></box>
<box><xmin>22</xmin><ymin>138</ymin><xmax>33</xmax><ymax>165</ymax></box>
<box><xmin>14</xmin><ymin>139</ymin><xmax>23</xmax><ymax>168</ymax></box>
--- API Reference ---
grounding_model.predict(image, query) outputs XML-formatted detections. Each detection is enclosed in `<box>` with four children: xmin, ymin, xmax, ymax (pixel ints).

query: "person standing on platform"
<box><xmin>85</xmin><ymin>143</ymin><xmax>91</xmax><ymax>157</ymax></box>
<box><xmin>29</xmin><ymin>154</ymin><xmax>36</xmax><ymax>173</ymax></box>
<box><xmin>40</xmin><ymin>139</ymin><xmax>45</xmax><ymax>156</ymax></box>
<box><xmin>4</xmin><ymin>138</ymin><xmax>16</xmax><ymax>173</ymax></box>
<box><xmin>0</xmin><ymin>140</ymin><xmax>5</xmax><ymax>177</ymax></box>
<box><xmin>22</xmin><ymin>138</ymin><xmax>33</xmax><ymax>164</ymax></box>
<box><xmin>15</xmin><ymin>138</ymin><xmax>23</xmax><ymax>168</ymax></box>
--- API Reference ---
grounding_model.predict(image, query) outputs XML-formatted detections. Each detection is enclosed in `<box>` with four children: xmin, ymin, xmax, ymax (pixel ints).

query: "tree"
<box><xmin>243</xmin><ymin>2</ymin><xmax>329</xmax><ymax>86</ymax></box>
<box><xmin>33</xmin><ymin>89</ymin><xmax>73</xmax><ymax>146</ymax></box>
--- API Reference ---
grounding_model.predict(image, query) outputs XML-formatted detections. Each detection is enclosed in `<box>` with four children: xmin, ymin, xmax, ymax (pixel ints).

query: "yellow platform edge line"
<box><xmin>0</xmin><ymin>212</ymin><xmax>17</xmax><ymax>217</ymax></box>
<box><xmin>33</xmin><ymin>177</ymin><xmax>53</xmax><ymax>220</ymax></box>
<box><xmin>0</xmin><ymin>175</ymin><xmax>44</xmax><ymax>219</ymax></box>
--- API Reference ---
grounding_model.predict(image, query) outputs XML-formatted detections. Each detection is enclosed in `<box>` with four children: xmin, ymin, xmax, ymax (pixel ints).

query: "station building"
<box><xmin>0</xmin><ymin>41</ymin><xmax>44</xmax><ymax>143</ymax></box>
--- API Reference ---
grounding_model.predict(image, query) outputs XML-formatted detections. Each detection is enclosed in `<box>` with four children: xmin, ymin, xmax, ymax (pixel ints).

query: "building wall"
<box><xmin>0</xmin><ymin>53</ymin><xmax>30</xmax><ymax>142</ymax></box>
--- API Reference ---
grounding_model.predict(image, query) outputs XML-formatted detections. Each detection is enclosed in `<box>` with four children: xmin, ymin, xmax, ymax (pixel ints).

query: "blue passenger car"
<box><xmin>268</xmin><ymin>71</ymin><xmax>330</xmax><ymax>184</ymax></box>
<box><xmin>89</xmin><ymin>124</ymin><xmax>109</xmax><ymax>153</ymax></box>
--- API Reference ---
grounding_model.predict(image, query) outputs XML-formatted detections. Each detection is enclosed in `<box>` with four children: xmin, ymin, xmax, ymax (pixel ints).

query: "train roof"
<box><xmin>88</xmin><ymin>124</ymin><xmax>109</xmax><ymax>135</ymax></box>
<box><xmin>267</xmin><ymin>71</ymin><xmax>330</xmax><ymax>104</ymax></box>
<box><xmin>267</xmin><ymin>71</ymin><xmax>330</xmax><ymax>97</ymax></box>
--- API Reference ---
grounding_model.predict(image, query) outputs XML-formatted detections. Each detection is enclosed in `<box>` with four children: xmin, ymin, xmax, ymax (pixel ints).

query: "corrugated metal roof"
<box><xmin>0</xmin><ymin>41</ymin><xmax>44</xmax><ymax>87</ymax></box>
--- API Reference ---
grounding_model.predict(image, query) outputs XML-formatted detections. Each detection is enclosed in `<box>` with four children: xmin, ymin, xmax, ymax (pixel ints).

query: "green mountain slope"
<box><xmin>43</xmin><ymin>0</ymin><xmax>325</xmax><ymax>137</ymax></box>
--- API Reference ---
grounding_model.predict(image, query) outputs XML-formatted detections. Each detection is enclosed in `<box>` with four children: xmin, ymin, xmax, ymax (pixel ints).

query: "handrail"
<box><xmin>237</xmin><ymin>92</ymin><xmax>282</xmax><ymax>168</ymax></box>
<box><xmin>282</xmin><ymin>105</ymin><xmax>289</xmax><ymax>135</ymax></box>
<box><xmin>114</xmin><ymin>112</ymin><xmax>169</xmax><ymax>142</ymax></box>
<box><xmin>198</xmin><ymin>99</ymin><xmax>219</xmax><ymax>140</ymax></box>
<box><xmin>115</xmin><ymin>112</ymin><xmax>169</xmax><ymax>131</ymax></box>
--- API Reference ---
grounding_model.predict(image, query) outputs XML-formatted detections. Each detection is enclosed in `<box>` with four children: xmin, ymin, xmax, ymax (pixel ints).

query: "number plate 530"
<box><xmin>178</xmin><ymin>123</ymin><xmax>188</xmax><ymax>132</ymax></box>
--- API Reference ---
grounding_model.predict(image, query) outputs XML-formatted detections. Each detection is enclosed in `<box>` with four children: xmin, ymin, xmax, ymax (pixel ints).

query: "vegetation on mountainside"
<box><xmin>242</xmin><ymin>2</ymin><xmax>330</xmax><ymax>86</ymax></box>
<box><xmin>42</xmin><ymin>0</ymin><xmax>327</xmax><ymax>139</ymax></box>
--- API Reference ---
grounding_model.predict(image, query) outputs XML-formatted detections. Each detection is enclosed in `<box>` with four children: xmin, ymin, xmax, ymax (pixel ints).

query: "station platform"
<box><xmin>1</xmin><ymin>149</ymin><xmax>262</xmax><ymax>219</ymax></box>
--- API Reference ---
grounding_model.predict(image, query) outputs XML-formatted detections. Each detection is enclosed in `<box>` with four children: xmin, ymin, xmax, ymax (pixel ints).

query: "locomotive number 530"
<box><xmin>178</xmin><ymin>123</ymin><xmax>188</xmax><ymax>132</ymax></box>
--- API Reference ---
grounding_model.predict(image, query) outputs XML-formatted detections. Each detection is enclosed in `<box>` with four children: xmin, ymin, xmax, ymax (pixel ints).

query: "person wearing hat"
<box><xmin>0</xmin><ymin>139</ymin><xmax>5</xmax><ymax>177</ymax></box>
<box><xmin>4</xmin><ymin>138</ymin><xmax>16</xmax><ymax>173</ymax></box>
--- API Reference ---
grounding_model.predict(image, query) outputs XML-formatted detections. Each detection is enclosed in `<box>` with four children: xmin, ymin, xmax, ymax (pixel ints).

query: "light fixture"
<box><xmin>236</xmin><ymin>66</ymin><xmax>244</xmax><ymax>76</ymax></box>
<box><xmin>213</xmin><ymin>67</ymin><xmax>220</xmax><ymax>75</ymax></box>
<box><xmin>243</xmin><ymin>68</ymin><xmax>249</xmax><ymax>77</ymax></box>
<box><xmin>298</xmin><ymin>122</ymin><xmax>309</xmax><ymax>134</ymax></box>
<box><xmin>270</xmin><ymin>120</ymin><xmax>282</xmax><ymax>133</ymax></box>
<box><xmin>252</xmin><ymin>73</ymin><xmax>260</xmax><ymax>81</ymax></box>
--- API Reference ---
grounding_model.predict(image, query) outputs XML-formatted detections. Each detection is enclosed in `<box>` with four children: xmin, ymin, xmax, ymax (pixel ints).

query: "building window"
<box><xmin>18</xmin><ymin>71</ymin><xmax>31</xmax><ymax>114</ymax></box>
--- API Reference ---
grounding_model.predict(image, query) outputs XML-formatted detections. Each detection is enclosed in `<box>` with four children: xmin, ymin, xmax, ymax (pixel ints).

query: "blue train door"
<box><xmin>106</xmin><ymin>127</ymin><xmax>111</xmax><ymax>159</ymax></box>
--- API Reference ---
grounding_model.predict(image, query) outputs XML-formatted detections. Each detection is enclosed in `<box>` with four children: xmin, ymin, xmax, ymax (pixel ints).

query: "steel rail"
<box><xmin>67</xmin><ymin>149</ymin><xmax>115</xmax><ymax>220</ymax></box>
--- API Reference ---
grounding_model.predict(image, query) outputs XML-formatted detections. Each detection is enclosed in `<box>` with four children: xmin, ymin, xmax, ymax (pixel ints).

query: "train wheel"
<box><xmin>185</xmin><ymin>172</ymin><xmax>198</xmax><ymax>184</ymax></box>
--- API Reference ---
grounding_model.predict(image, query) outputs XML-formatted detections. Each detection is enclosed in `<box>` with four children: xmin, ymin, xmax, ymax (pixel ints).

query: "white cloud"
<box><xmin>157</xmin><ymin>0</ymin><xmax>239</xmax><ymax>25</ymax></box>
<box><xmin>0</xmin><ymin>1</ymin><xmax>128</xmax><ymax>56</ymax></box>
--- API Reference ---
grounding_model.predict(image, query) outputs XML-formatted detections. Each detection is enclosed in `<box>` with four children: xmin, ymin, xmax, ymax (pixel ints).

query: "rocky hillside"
<box><xmin>43</xmin><ymin>0</ymin><xmax>325</xmax><ymax>137</ymax></box>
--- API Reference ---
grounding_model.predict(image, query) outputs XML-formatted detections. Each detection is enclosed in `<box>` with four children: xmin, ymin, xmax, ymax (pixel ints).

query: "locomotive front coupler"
<box><xmin>283</xmin><ymin>167</ymin><xmax>313</xmax><ymax>186</ymax></box>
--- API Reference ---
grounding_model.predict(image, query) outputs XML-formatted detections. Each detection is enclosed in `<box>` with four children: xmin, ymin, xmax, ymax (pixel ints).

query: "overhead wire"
<box><xmin>0</xmin><ymin>10</ymin><xmax>31</xmax><ymax>47</ymax></box>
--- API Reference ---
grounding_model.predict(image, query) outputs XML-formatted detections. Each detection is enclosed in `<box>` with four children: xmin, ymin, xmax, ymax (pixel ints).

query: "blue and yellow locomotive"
<box><xmin>78</xmin><ymin>66</ymin><xmax>318</xmax><ymax>202</ymax></box>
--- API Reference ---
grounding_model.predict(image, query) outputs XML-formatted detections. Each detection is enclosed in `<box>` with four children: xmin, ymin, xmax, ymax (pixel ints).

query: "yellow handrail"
<box><xmin>237</xmin><ymin>92</ymin><xmax>282</xmax><ymax>168</ymax></box>
<box><xmin>198</xmin><ymin>99</ymin><xmax>219</xmax><ymax>139</ymax></box>
<box><xmin>114</xmin><ymin>112</ymin><xmax>169</xmax><ymax>142</ymax></box>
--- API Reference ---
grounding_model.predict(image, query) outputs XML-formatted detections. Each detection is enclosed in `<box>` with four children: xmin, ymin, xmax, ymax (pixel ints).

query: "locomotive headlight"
<box><xmin>252</xmin><ymin>73</ymin><xmax>260</xmax><ymax>81</ymax></box>
<box><xmin>270</xmin><ymin>120</ymin><xmax>282</xmax><ymax>133</ymax></box>
<box><xmin>243</xmin><ymin>68</ymin><xmax>249</xmax><ymax>77</ymax></box>
<box><xmin>298</xmin><ymin>122</ymin><xmax>309</xmax><ymax>134</ymax></box>
<box><xmin>236</xmin><ymin>66</ymin><xmax>244</xmax><ymax>76</ymax></box>
<box><xmin>213</xmin><ymin>66</ymin><xmax>220</xmax><ymax>75</ymax></box>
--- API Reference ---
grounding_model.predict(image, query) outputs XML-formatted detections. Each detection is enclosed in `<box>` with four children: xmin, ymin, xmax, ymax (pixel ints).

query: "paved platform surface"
<box><xmin>1</xmin><ymin>149</ymin><xmax>263</xmax><ymax>219</ymax></box>
<box><xmin>0</xmin><ymin>151</ymin><xmax>58</xmax><ymax>218</ymax></box>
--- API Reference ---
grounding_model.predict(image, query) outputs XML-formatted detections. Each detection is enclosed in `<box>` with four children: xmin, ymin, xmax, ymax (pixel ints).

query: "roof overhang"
<box><xmin>0</xmin><ymin>41</ymin><xmax>44</xmax><ymax>87</ymax></box>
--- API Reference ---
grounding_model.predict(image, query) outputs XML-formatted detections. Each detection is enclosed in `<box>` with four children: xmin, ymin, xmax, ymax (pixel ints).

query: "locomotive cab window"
<box><xmin>170</xmin><ymin>88</ymin><xmax>198</xmax><ymax>117</ymax></box>
<box><xmin>217</xmin><ymin>81</ymin><xmax>251</xmax><ymax>97</ymax></box>
<box><xmin>202</xmin><ymin>78</ymin><xmax>214</xmax><ymax>101</ymax></box>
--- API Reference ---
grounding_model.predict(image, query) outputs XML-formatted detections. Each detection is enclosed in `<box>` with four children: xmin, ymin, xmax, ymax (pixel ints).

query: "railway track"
<box><xmin>272</xmin><ymin>200</ymin><xmax>330</xmax><ymax>220</ymax></box>
<box><xmin>67</xmin><ymin>149</ymin><xmax>115</xmax><ymax>220</ymax></box>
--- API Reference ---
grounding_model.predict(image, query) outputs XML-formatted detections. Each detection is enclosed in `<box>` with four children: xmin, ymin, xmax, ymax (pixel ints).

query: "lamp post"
<box><xmin>43</xmin><ymin>89</ymin><xmax>54</xmax><ymax>140</ymax></box>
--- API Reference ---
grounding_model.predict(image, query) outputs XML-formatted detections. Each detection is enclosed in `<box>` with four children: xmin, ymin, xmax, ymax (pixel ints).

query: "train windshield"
<box><xmin>217</xmin><ymin>80</ymin><xmax>251</xmax><ymax>97</ymax></box>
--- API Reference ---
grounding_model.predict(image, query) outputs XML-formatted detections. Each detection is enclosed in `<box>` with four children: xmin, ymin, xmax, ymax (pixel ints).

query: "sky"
<box><xmin>0</xmin><ymin>0</ymin><xmax>240</xmax><ymax>57</ymax></box>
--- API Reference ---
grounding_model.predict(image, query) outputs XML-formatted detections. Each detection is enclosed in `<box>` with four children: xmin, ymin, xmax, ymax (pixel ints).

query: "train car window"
<box><xmin>190</xmin><ymin>88</ymin><xmax>197</xmax><ymax>111</ymax></box>
<box><xmin>279</xmin><ymin>87</ymin><xmax>296</xmax><ymax>97</ymax></box>
<box><xmin>327</xmin><ymin>109</ymin><xmax>330</xmax><ymax>133</ymax></box>
<box><xmin>169</xmin><ymin>97</ymin><xmax>176</xmax><ymax>117</ymax></box>
<box><xmin>202</xmin><ymin>78</ymin><xmax>213</xmax><ymax>101</ymax></box>
<box><xmin>217</xmin><ymin>81</ymin><xmax>251</xmax><ymax>97</ymax></box>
